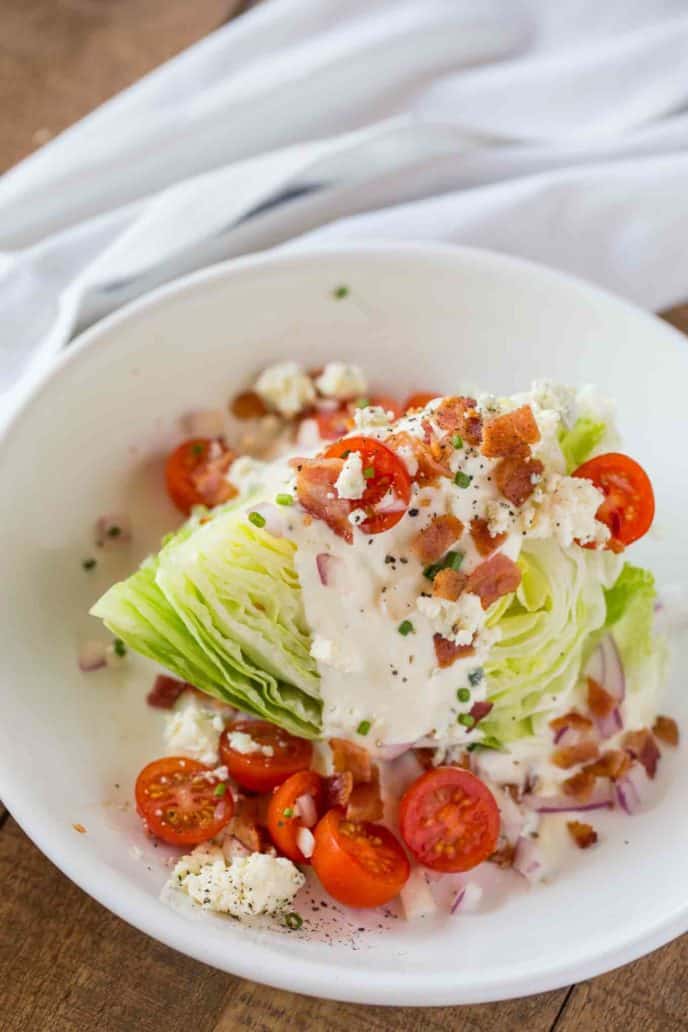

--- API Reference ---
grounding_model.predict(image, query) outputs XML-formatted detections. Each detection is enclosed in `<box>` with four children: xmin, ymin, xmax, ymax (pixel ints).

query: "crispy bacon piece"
<box><xmin>623</xmin><ymin>729</ymin><xmax>660</xmax><ymax>779</ymax></box>
<box><xmin>413</xmin><ymin>747</ymin><xmax>435</xmax><ymax>771</ymax></box>
<box><xmin>433</xmin><ymin>634</ymin><xmax>475</xmax><ymax>668</ymax></box>
<box><xmin>325</xmin><ymin>771</ymin><xmax>354</xmax><ymax>809</ymax></box>
<box><xmin>296</xmin><ymin>457</ymin><xmax>353</xmax><ymax>543</ymax></box>
<box><xmin>562</xmin><ymin>768</ymin><xmax>596</xmax><ymax>801</ymax></box>
<box><xmin>329</xmin><ymin>738</ymin><xmax>372</xmax><ymax>783</ymax></box>
<box><xmin>432</xmin><ymin>568</ymin><xmax>467</xmax><ymax>601</ymax></box>
<box><xmin>653</xmin><ymin>715</ymin><xmax>679</xmax><ymax>746</ymax></box>
<box><xmin>411</xmin><ymin>514</ymin><xmax>464</xmax><ymax>565</ymax></box>
<box><xmin>465</xmin><ymin>553</ymin><xmax>522</xmax><ymax>610</ymax></box>
<box><xmin>495</xmin><ymin>455</ymin><xmax>544</xmax><ymax>507</ymax></box>
<box><xmin>146</xmin><ymin>674</ymin><xmax>190</xmax><ymax>710</ymax></box>
<box><xmin>231</xmin><ymin>390</ymin><xmax>268</xmax><ymax>420</ymax></box>
<box><xmin>489</xmin><ymin>842</ymin><xmax>516</xmax><ymax>868</ymax></box>
<box><xmin>470</xmin><ymin>517</ymin><xmax>507</xmax><ymax>557</ymax></box>
<box><xmin>552</xmin><ymin>740</ymin><xmax>599</xmax><ymax>770</ymax></box>
<box><xmin>346</xmin><ymin>765</ymin><xmax>384</xmax><ymax>822</ymax></box>
<box><xmin>549</xmin><ymin>710</ymin><xmax>594</xmax><ymax>734</ymax></box>
<box><xmin>587</xmin><ymin>677</ymin><xmax>616</xmax><ymax>719</ymax></box>
<box><xmin>435</xmin><ymin>396</ymin><xmax>483</xmax><ymax>446</ymax></box>
<box><xmin>481</xmin><ymin>405</ymin><xmax>540</xmax><ymax>458</ymax></box>
<box><xmin>567</xmin><ymin>820</ymin><xmax>598</xmax><ymax>850</ymax></box>
<box><xmin>386</xmin><ymin>431</ymin><xmax>451</xmax><ymax>483</ymax></box>
<box><xmin>232</xmin><ymin>795</ymin><xmax>269</xmax><ymax>852</ymax></box>
<box><xmin>584</xmin><ymin>750</ymin><xmax>632</xmax><ymax>781</ymax></box>
<box><xmin>192</xmin><ymin>447</ymin><xmax>237</xmax><ymax>506</ymax></box>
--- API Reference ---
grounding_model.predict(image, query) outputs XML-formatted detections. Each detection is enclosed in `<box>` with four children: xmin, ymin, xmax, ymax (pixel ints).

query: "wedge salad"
<box><xmin>90</xmin><ymin>359</ymin><xmax>676</xmax><ymax>925</ymax></box>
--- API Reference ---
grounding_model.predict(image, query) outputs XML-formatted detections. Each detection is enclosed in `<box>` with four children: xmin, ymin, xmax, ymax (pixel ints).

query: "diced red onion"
<box><xmin>78</xmin><ymin>640</ymin><xmax>107</xmax><ymax>672</ymax></box>
<box><xmin>526</xmin><ymin>781</ymin><xmax>614</xmax><ymax>814</ymax></box>
<box><xmin>513</xmin><ymin>837</ymin><xmax>545</xmax><ymax>882</ymax></box>
<box><xmin>450</xmin><ymin>888</ymin><xmax>466</xmax><ymax>915</ymax></box>
<box><xmin>401</xmin><ymin>868</ymin><xmax>438</xmax><ymax>920</ymax></box>
<box><xmin>316</xmin><ymin>552</ymin><xmax>342</xmax><ymax>587</ymax></box>
<box><xmin>95</xmin><ymin>513</ymin><xmax>132</xmax><ymax>547</ymax></box>
<box><xmin>596</xmin><ymin>706</ymin><xmax>623</xmax><ymax>740</ymax></box>
<box><xmin>469</xmin><ymin>700</ymin><xmax>493</xmax><ymax>725</ymax></box>
<box><xmin>295</xmin><ymin>793</ymin><xmax>318</xmax><ymax>828</ymax></box>
<box><xmin>553</xmin><ymin>724</ymin><xmax>569</xmax><ymax>746</ymax></box>
<box><xmin>296</xmin><ymin>826</ymin><xmax>315</xmax><ymax>859</ymax></box>
<box><xmin>375</xmin><ymin>490</ymin><xmax>407</xmax><ymax>514</ymax></box>
<box><xmin>615</xmin><ymin>763</ymin><xmax>649</xmax><ymax>815</ymax></box>
<box><xmin>182</xmin><ymin>409</ymin><xmax>226</xmax><ymax>437</ymax></box>
<box><xmin>147</xmin><ymin>674</ymin><xmax>189</xmax><ymax>709</ymax></box>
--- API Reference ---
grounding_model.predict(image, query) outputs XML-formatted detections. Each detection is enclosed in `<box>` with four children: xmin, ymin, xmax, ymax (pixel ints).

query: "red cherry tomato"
<box><xmin>398</xmin><ymin>767</ymin><xmax>500</xmax><ymax>873</ymax></box>
<box><xmin>572</xmin><ymin>452</ymin><xmax>655</xmax><ymax>549</ymax></box>
<box><xmin>219</xmin><ymin>720</ymin><xmax>313</xmax><ymax>793</ymax></box>
<box><xmin>267</xmin><ymin>770</ymin><xmax>324</xmax><ymax>864</ymax></box>
<box><xmin>403</xmin><ymin>391</ymin><xmax>441</xmax><ymax>412</ymax></box>
<box><xmin>165</xmin><ymin>438</ymin><xmax>235</xmax><ymax>515</ymax></box>
<box><xmin>134</xmin><ymin>756</ymin><xmax>233</xmax><ymax>847</ymax></box>
<box><xmin>314</xmin><ymin>404</ymin><xmax>353</xmax><ymax>441</ymax></box>
<box><xmin>311</xmin><ymin>808</ymin><xmax>410</xmax><ymax>908</ymax></box>
<box><xmin>324</xmin><ymin>435</ymin><xmax>412</xmax><ymax>534</ymax></box>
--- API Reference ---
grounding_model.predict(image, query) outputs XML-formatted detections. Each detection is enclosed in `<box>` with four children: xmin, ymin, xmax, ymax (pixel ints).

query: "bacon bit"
<box><xmin>435</xmin><ymin>396</ymin><xmax>483</xmax><ymax>446</ymax></box>
<box><xmin>549</xmin><ymin>710</ymin><xmax>594</xmax><ymax>734</ymax></box>
<box><xmin>411</xmin><ymin>514</ymin><xmax>464</xmax><ymax>565</ymax></box>
<box><xmin>325</xmin><ymin>771</ymin><xmax>354</xmax><ymax>809</ymax></box>
<box><xmin>72</xmin><ymin>823</ymin><xmax>87</xmax><ymax>834</ymax></box>
<box><xmin>421</xmin><ymin>419</ymin><xmax>434</xmax><ymax>444</ymax></box>
<box><xmin>552</xmin><ymin>740</ymin><xmax>600</xmax><ymax>770</ymax></box>
<box><xmin>489</xmin><ymin>842</ymin><xmax>516</xmax><ymax>868</ymax></box>
<box><xmin>329</xmin><ymin>738</ymin><xmax>372</xmax><ymax>783</ymax></box>
<box><xmin>296</xmin><ymin>457</ymin><xmax>353</xmax><ymax>544</ymax></box>
<box><xmin>567</xmin><ymin>821</ymin><xmax>598</xmax><ymax>850</ymax></box>
<box><xmin>653</xmin><ymin>715</ymin><xmax>679</xmax><ymax>747</ymax></box>
<box><xmin>413</xmin><ymin>747</ymin><xmax>435</xmax><ymax>770</ymax></box>
<box><xmin>587</xmin><ymin>677</ymin><xmax>616</xmax><ymax>719</ymax></box>
<box><xmin>346</xmin><ymin>766</ymin><xmax>384</xmax><ymax>822</ymax></box>
<box><xmin>503</xmin><ymin>783</ymin><xmax>521</xmax><ymax>802</ymax></box>
<box><xmin>481</xmin><ymin>405</ymin><xmax>540</xmax><ymax>458</ymax></box>
<box><xmin>469</xmin><ymin>700</ymin><xmax>493</xmax><ymax>724</ymax></box>
<box><xmin>470</xmin><ymin>518</ymin><xmax>507</xmax><ymax>557</ymax></box>
<box><xmin>232</xmin><ymin>795</ymin><xmax>269</xmax><ymax>852</ymax></box>
<box><xmin>146</xmin><ymin>674</ymin><xmax>190</xmax><ymax>710</ymax></box>
<box><xmin>387</xmin><ymin>431</ymin><xmax>453</xmax><ymax>483</ymax></box>
<box><xmin>465</xmin><ymin>553</ymin><xmax>522</xmax><ymax>610</ymax></box>
<box><xmin>495</xmin><ymin>454</ymin><xmax>544</xmax><ymax>507</ymax></box>
<box><xmin>562</xmin><ymin>768</ymin><xmax>596</xmax><ymax>801</ymax></box>
<box><xmin>432</xmin><ymin>568</ymin><xmax>467</xmax><ymax>601</ymax></box>
<box><xmin>231</xmin><ymin>390</ymin><xmax>268</xmax><ymax>419</ymax></box>
<box><xmin>192</xmin><ymin>448</ymin><xmax>237</xmax><ymax>507</ymax></box>
<box><xmin>623</xmin><ymin>729</ymin><xmax>661</xmax><ymax>779</ymax></box>
<box><xmin>433</xmin><ymin>634</ymin><xmax>475</xmax><ymax>668</ymax></box>
<box><xmin>584</xmin><ymin>750</ymin><xmax>632</xmax><ymax>782</ymax></box>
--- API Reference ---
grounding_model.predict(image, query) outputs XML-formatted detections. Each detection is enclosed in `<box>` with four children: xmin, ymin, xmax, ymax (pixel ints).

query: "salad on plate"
<box><xmin>87</xmin><ymin>358</ymin><xmax>676</xmax><ymax>927</ymax></box>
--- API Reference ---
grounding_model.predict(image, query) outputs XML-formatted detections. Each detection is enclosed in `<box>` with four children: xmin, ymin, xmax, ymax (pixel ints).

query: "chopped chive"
<box><xmin>214</xmin><ymin>783</ymin><xmax>227</xmax><ymax>797</ymax></box>
<box><xmin>468</xmin><ymin>735</ymin><xmax>503</xmax><ymax>753</ymax></box>
<box><xmin>357</xmin><ymin>719</ymin><xmax>371</xmax><ymax>736</ymax></box>
<box><xmin>354</xmin><ymin>397</ymin><xmax>370</xmax><ymax>409</ymax></box>
<box><xmin>113</xmin><ymin>638</ymin><xmax>127</xmax><ymax>658</ymax></box>
<box><xmin>468</xmin><ymin>668</ymin><xmax>484</xmax><ymax>687</ymax></box>
<box><xmin>452</xmin><ymin>434</ymin><xmax>464</xmax><ymax>449</ymax></box>
<box><xmin>423</xmin><ymin>550</ymin><xmax>464</xmax><ymax>580</ymax></box>
<box><xmin>285</xmin><ymin>912</ymin><xmax>303</xmax><ymax>930</ymax></box>
<box><xmin>282</xmin><ymin>807</ymin><xmax>294</xmax><ymax>818</ymax></box>
<box><xmin>457</xmin><ymin>687</ymin><xmax>471</xmax><ymax>703</ymax></box>
<box><xmin>191</xmin><ymin>443</ymin><xmax>205</xmax><ymax>457</ymax></box>
<box><xmin>107</xmin><ymin>525</ymin><xmax>122</xmax><ymax>538</ymax></box>
<box><xmin>332</xmin><ymin>285</ymin><xmax>350</xmax><ymax>300</ymax></box>
<box><xmin>82</xmin><ymin>558</ymin><xmax>97</xmax><ymax>571</ymax></box>
<box><xmin>248</xmin><ymin>511</ymin><xmax>266</xmax><ymax>528</ymax></box>
<box><xmin>398</xmin><ymin>620</ymin><xmax>414</xmax><ymax>637</ymax></box>
<box><xmin>363</xmin><ymin>466</ymin><xmax>375</xmax><ymax>479</ymax></box>
<box><xmin>276</xmin><ymin>493</ymin><xmax>294</xmax><ymax>506</ymax></box>
<box><xmin>458</xmin><ymin>713</ymin><xmax>475</xmax><ymax>728</ymax></box>
<box><xmin>454</xmin><ymin>471</ymin><xmax>472</xmax><ymax>489</ymax></box>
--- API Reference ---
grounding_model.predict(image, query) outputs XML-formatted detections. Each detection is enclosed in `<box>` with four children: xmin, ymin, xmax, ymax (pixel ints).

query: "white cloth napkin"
<box><xmin>2</xmin><ymin>0</ymin><xmax>688</xmax><ymax>397</ymax></box>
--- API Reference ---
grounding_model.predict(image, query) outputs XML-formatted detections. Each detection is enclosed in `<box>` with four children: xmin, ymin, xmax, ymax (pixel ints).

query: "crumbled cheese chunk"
<box><xmin>255</xmin><ymin>362</ymin><xmax>316</xmax><ymax>418</ymax></box>
<box><xmin>353</xmin><ymin>405</ymin><xmax>392</xmax><ymax>431</ymax></box>
<box><xmin>226</xmin><ymin>730</ymin><xmax>274</xmax><ymax>758</ymax></box>
<box><xmin>334</xmin><ymin>451</ymin><xmax>366</xmax><ymax>500</ymax></box>
<box><xmin>315</xmin><ymin>362</ymin><xmax>367</xmax><ymax>400</ymax></box>
<box><xmin>416</xmin><ymin>591</ymin><xmax>484</xmax><ymax>646</ymax></box>
<box><xmin>229</xmin><ymin>455</ymin><xmax>270</xmax><ymax>492</ymax></box>
<box><xmin>164</xmin><ymin>697</ymin><xmax>223</xmax><ymax>765</ymax></box>
<box><xmin>396</xmin><ymin>443</ymin><xmax>419</xmax><ymax>477</ymax></box>
<box><xmin>519</xmin><ymin>473</ymin><xmax>609</xmax><ymax>548</ymax></box>
<box><xmin>175</xmin><ymin>851</ymin><xmax>305</xmax><ymax>917</ymax></box>
<box><xmin>310</xmin><ymin>634</ymin><xmax>361</xmax><ymax>673</ymax></box>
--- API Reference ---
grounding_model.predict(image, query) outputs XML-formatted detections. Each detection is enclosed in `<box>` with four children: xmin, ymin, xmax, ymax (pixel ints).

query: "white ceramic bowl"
<box><xmin>1</xmin><ymin>244</ymin><xmax>686</xmax><ymax>1005</ymax></box>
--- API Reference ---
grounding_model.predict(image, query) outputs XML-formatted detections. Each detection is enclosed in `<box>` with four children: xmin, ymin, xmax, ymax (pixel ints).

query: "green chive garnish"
<box><xmin>282</xmin><ymin>807</ymin><xmax>294</xmax><ymax>818</ymax></box>
<box><xmin>276</xmin><ymin>493</ymin><xmax>294</xmax><ymax>506</ymax></box>
<box><xmin>285</xmin><ymin>912</ymin><xmax>303</xmax><ymax>930</ymax></box>
<box><xmin>82</xmin><ymin>558</ymin><xmax>97</xmax><ymax>571</ymax></box>
<box><xmin>452</xmin><ymin>434</ymin><xmax>464</xmax><ymax>449</ymax></box>
<box><xmin>468</xmin><ymin>668</ymin><xmax>484</xmax><ymax>687</ymax></box>
<box><xmin>423</xmin><ymin>550</ymin><xmax>464</xmax><ymax>580</ymax></box>
<box><xmin>457</xmin><ymin>687</ymin><xmax>471</xmax><ymax>703</ymax></box>
<box><xmin>357</xmin><ymin>720</ymin><xmax>371</xmax><ymax>736</ymax></box>
<box><xmin>454</xmin><ymin>471</ymin><xmax>472</xmax><ymax>489</ymax></box>
<box><xmin>214</xmin><ymin>783</ymin><xmax>227</xmax><ymax>797</ymax></box>
<box><xmin>354</xmin><ymin>398</ymin><xmax>370</xmax><ymax>409</ymax></box>
<box><xmin>248</xmin><ymin>511</ymin><xmax>266</xmax><ymax>528</ymax></box>
<box><xmin>398</xmin><ymin>620</ymin><xmax>414</xmax><ymax>636</ymax></box>
<box><xmin>113</xmin><ymin>638</ymin><xmax>127</xmax><ymax>658</ymax></box>
<box><xmin>363</xmin><ymin>466</ymin><xmax>375</xmax><ymax>479</ymax></box>
<box><xmin>458</xmin><ymin>713</ymin><xmax>475</xmax><ymax>728</ymax></box>
<box><xmin>332</xmin><ymin>285</ymin><xmax>350</xmax><ymax>300</ymax></box>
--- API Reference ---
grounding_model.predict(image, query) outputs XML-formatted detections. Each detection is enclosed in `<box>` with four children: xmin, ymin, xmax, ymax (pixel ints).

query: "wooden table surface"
<box><xmin>1</xmin><ymin>4</ymin><xmax>687</xmax><ymax>1029</ymax></box>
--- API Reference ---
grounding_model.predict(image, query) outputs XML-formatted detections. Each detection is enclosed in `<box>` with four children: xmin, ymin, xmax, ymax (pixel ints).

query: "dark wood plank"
<box><xmin>0</xmin><ymin>816</ymin><xmax>232</xmax><ymax>1032</ymax></box>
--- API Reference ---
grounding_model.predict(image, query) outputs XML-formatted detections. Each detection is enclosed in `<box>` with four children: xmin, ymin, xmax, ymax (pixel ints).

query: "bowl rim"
<box><xmin>1</xmin><ymin>240</ymin><xmax>686</xmax><ymax>1005</ymax></box>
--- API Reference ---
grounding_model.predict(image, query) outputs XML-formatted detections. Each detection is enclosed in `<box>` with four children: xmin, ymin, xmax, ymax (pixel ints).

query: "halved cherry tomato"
<box><xmin>403</xmin><ymin>391</ymin><xmax>440</xmax><ymax>412</ymax></box>
<box><xmin>399</xmin><ymin>767</ymin><xmax>499</xmax><ymax>873</ymax></box>
<box><xmin>134</xmin><ymin>756</ymin><xmax>233</xmax><ymax>847</ymax></box>
<box><xmin>165</xmin><ymin>438</ymin><xmax>236</xmax><ymax>515</ymax></box>
<box><xmin>311</xmin><ymin>808</ymin><xmax>410</xmax><ymax>908</ymax></box>
<box><xmin>315</xmin><ymin>404</ymin><xmax>353</xmax><ymax>441</ymax></box>
<box><xmin>572</xmin><ymin>452</ymin><xmax>655</xmax><ymax>549</ymax></box>
<box><xmin>324</xmin><ymin>435</ymin><xmax>412</xmax><ymax>534</ymax></box>
<box><xmin>220</xmin><ymin>720</ymin><xmax>313</xmax><ymax>793</ymax></box>
<box><xmin>267</xmin><ymin>770</ymin><xmax>324</xmax><ymax>863</ymax></box>
<box><xmin>369</xmin><ymin>394</ymin><xmax>403</xmax><ymax>420</ymax></box>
